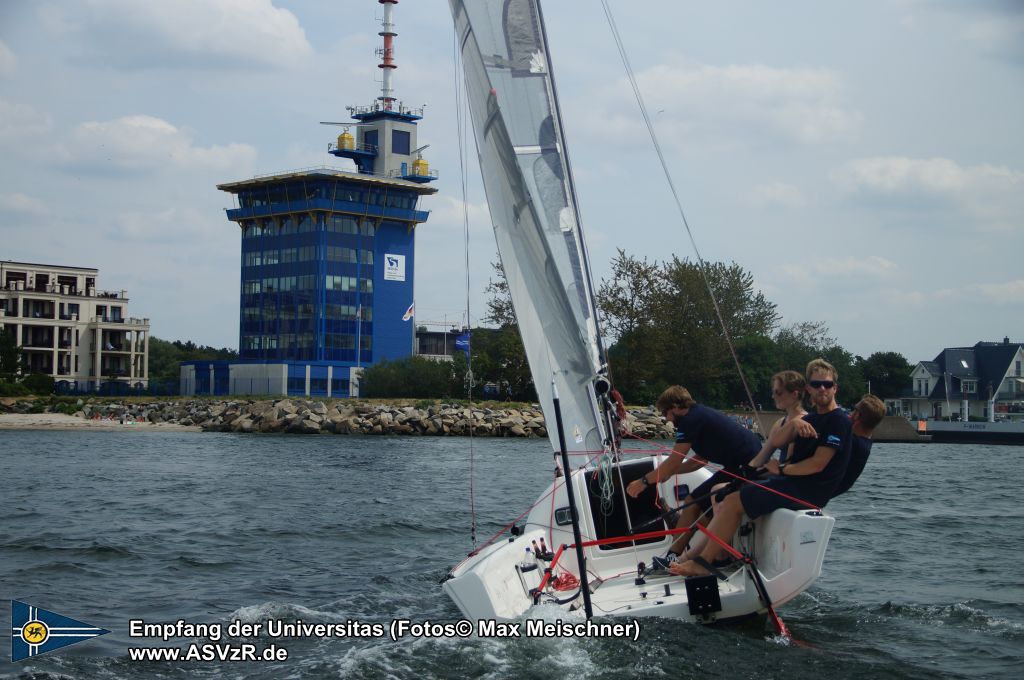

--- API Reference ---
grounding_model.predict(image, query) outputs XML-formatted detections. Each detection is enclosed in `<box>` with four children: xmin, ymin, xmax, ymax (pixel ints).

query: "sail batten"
<box><xmin>451</xmin><ymin>0</ymin><xmax>606</xmax><ymax>455</ymax></box>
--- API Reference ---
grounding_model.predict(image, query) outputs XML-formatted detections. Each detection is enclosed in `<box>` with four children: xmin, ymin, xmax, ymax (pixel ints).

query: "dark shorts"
<box><xmin>690</xmin><ymin>468</ymin><xmax>742</xmax><ymax>512</ymax></box>
<box><xmin>739</xmin><ymin>477</ymin><xmax>826</xmax><ymax>519</ymax></box>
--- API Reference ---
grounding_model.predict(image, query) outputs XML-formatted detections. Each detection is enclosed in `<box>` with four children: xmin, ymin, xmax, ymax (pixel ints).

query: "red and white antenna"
<box><xmin>377</xmin><ymin>0</ymin><xmax>398</xmax><ymax>110</ymax></box>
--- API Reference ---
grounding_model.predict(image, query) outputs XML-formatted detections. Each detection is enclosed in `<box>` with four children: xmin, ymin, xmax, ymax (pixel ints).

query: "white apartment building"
<box><xmin>0</xmin><ymin>261</ymin><xmax>150</xmax><ymax>391</ymax></box>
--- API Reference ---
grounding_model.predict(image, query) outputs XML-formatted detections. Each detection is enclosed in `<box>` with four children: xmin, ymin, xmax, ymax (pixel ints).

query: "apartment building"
<box><xmin>0</xmin><ymin>261</ymin><xmax>150</xmax><ymax>391</ymax></box>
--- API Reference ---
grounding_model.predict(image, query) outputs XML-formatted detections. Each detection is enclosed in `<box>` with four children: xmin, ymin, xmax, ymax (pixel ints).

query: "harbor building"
<box><xmin>887</xmin><ymin>338</ymin><xmax>1024</xmax><ymax>422</ymax></box>
<box><xmin>0</xmin><ymin>261</ymin><xmax>150</xmax><ymax>391</ymax></box>
<box><xmin>181</xmin><ymin>0</ymin><xmax>437</xmax><ymax>398</ymax></box>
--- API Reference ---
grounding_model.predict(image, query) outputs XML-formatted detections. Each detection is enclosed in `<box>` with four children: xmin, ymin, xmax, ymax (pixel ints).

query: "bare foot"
<box><xmin>668</xmin><ymin>559</ymin><xmax>710</xmax><ymax>577</ymax></box>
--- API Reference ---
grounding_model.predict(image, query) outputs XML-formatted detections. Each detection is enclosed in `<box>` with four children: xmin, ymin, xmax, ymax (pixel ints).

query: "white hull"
<box><xmin>444</xmin><ymin>457</ymin><xmax>833</xmax><ymax>624</ymax></box>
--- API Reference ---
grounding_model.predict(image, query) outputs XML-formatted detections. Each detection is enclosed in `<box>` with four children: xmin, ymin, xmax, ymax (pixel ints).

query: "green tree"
<box><xmin>599</xmin><ymin>253</ymin><xmax>779</xmax><ymax>406</ymax></box>
<box><xmin>857</xmin><ymin>351</ymin><xmax>912</xmax><ymax>399</ymax></box>
<box><xmin>148</xmin><ymin>337</ymin><xmax>238</xmax><ymax>384</ymax></box>
<box><xmin>597</xmin><ymin>250</ymin><xmax>662</xmax><ymax>401</ymax></box>
<box><xmin>472</xmin><ymin>258</ymin><xmax>536</xmax><ymax>402</ymax></box>
<box><xmin>0</xmin><ymin>331</ymin><xmax>21</xmax><ymax>380</ymax></box>
<box><xmin>483</xmin><ymin>258</ymin><xmax>516</xmax><ymax>327</ymax></box>
<box><xmin>361</xmin><ymin>355</ymin><xmax>462</xmax><ymax>399</ymax></box>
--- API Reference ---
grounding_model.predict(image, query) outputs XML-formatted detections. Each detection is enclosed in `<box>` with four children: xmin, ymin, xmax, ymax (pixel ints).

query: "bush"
<box><xmin>362</xmin><ymin>356</ymin><xmax>462</xmax><ymax>399</ymax></box>
<box><xmin>0</xmin><ymin>379</ymin><xmax>30</xmax><ymax>397</ymax></box>
<box><xmin>21</xmin><ymin>373</ymin><xmax>55</xmax><ymax>395</ymax></box>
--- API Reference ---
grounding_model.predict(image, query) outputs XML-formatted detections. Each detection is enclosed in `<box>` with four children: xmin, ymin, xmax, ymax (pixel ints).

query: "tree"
<box><xmin>857</xmin><ymin>351</ymin><xmax>912</xmax><ymax>399</ymax></box>
<box><xmin>597</xmin><ymin>250</ymin><xmax>662</xmax><ymax>401</ymax></box>
<box><xmin>361</xmin><ymin>355</ymin><xmax>462</xmax><ymax>399</ymax></box>
<box><xmin>0</xmin><ymin>331</ymin><xmax>21</xmax><ymax>380</ymax></box>
<box><xmin>483</xmin><ymin>258</ymin><xmax>516</xmax><ymax>327</ymax></box>
<box><xmin>148</xmin><ymin>337</ymin><xmax>238</xmax><ymax>384</ymax></box>
<box><xmin>599</xmin><ymin>253</ymin><xmax>780</xmax><ymax>405</ymax></box>
<box><xmin>474</xmin><ymin>259</ymin><xmax>536</xmax><ymax>401</ymax></box>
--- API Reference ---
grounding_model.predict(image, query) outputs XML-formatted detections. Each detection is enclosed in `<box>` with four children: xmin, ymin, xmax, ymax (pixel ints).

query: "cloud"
<box><xmin>589</xmin><ymin>58</ymin><xmax>863</xmax><ymax>148</ymax></box>
<box><xmin>749</xmin><ymin>181</ymin><xmax>807</xmax><ymax>208</ymax></box>
<box><xmin>106</xmin><ymin>206</ymin><xmax>219</xmax><ymax>243</ymax></box>
<box><xmin>0</xmin><ymin>192</ymin><xmax>49</xmax><ymax>217</ymax></box>
<box><xmin>935</xmin><ymin>0</ymin><xmax>1024</xmax><ymax>64</ymax></box>
<box><xmin>49</xmin><ymin>0</ymin><xmax>312</xmax><ymax>70</ymax></box>
<box><xmin>0</xmin><ymin>98</ymin><xmax>52</xmax><ymax>142</ymax></box>
<box><xmin>895</xmin><ymin>279</ymin><xmax>1024</xmax><ymax>306</ymax></box>
<box><xmin>780</xmin><ymin>255</ymin><xmax>899</xmax><ymax>284</ymax></box>
<box><xmin>57</xmin><ymin>115</ymin><xmax>257</xmax><ymax>174</ymax></box>
<box><xmin>832</xmin><ymin>156</ymin><xmax>1024</xmax><ymax>231</ymax></box>
<box><xmin>0</xmin><ymin>40</ymin><xmax>15</xmax><ymax>77</ymax></box>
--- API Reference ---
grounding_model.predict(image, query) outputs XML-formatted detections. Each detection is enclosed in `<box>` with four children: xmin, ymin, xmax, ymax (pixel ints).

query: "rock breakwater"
<box><xmin>0</xmin><ymin>397</ymin><xmax>680</xmax><ymax>438</ymax></box>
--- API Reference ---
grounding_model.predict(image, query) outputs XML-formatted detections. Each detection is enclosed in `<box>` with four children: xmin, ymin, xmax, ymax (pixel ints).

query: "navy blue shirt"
<box><xmin>789</xmin><ymin>407</ymin><xmax>852</xmax><ymax>499</ymax></box>
<box><xmin>832</xmin><ymin>435</ymin><xmax>872</xmax><ymax>497</ymax></box>
<box><xmin>672</xmin><ymin>404</ymin><xmax>760</xmax><ymax>470</ymax></box>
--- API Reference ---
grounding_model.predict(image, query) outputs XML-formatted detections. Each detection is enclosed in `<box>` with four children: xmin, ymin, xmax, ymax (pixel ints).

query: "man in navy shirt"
<box><xmin>626</xmin><ymin>385</ymin><xmax>761</xmax><ymax>558</ymax></box>
<box><xmin>833</xmin><ymin>394</ymin><xmax>885</xmax><ymax>497</ymax></box>
<box><xmin>671</xmin><ymin>358</ymin><xmax>852</xmax><ymax>577</ymax></box>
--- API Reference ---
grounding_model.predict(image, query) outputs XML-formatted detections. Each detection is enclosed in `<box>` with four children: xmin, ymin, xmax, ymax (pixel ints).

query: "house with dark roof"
<box><xmin>888</xmin><ymin>338</ymin><xmax>1024</xmax><ymax>421</ymax></box>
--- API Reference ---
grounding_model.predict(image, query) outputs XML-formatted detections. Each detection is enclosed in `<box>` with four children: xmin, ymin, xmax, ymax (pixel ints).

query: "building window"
<box><xmin>392</xmin><ymin>129</ymin><xmax>411</xmax><ymax>155</ymax></box>
<box><xmin>962</xmin><ymin>380</ymin><xmax>976</xmax><ymax>394</ymax></box>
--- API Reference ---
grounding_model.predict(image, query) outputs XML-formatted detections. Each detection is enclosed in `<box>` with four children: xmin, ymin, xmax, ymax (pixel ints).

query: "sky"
<box><xmin>1</xmin><ymin>0</ymin><xmax>1021</xmax><ymax>363</ymax></box>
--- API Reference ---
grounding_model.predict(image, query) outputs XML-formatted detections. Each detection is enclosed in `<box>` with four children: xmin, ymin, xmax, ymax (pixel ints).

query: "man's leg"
<box><xmin>669</xmin><ymin>492</ymin><xmax>745</xmax><ymax>576</ymax></box>
<box><xmin>668</xmin><ymin>498</ymin><xmax>701</xmax><ymax>555</ymax></box>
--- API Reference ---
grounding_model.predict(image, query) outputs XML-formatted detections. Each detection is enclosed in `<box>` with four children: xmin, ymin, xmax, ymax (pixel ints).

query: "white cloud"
<box><xmin>780</xmin><ymin>255</ymin><xmax>899</xmax><ymax>284</ymax></box>
<box><xmin>0</xmin><ymin>192</ymin><xmax>49</xmax><ymax>217</ymax></box>
<box><xmin>590</xmin><ymin>59</ymin><xmax>863</xmax><ymax>148</ymax></box>
<box><xmin>832</xmin><ymin>156</ymin><xmax>1024</xmax><ymax>231</ymax></box>
<box><xmin>51</xmin><ymin>0</ymin><xmax>312</xmax><ymax>70</ymax></box>
<box><xmin>896</xmin><ymin>280</ymin><xmax>1024</xmax><ymax>307</ymax></box>
<box><xmin>58</xmin><ymin>115</ymin><xmax>257</xmax><ymax>173</ymax></box>
<box><xmin>0</xmin><ymin>99</ymin><xmax>52</xmax><ymax>142</ymax></box>
<box><xmin>0</xmin><ymin>40</ymin><xmax>15</xmax><ymax>77</ymax></box>
<box><xmin>107</xmin><ymin>206</ymin><xmax>218</xmax><ymax>243</ymax></box>
<box><xmin>749</xmin><ymin>181</ymin><xmax>807</xmax><ymax>208</ymax></box>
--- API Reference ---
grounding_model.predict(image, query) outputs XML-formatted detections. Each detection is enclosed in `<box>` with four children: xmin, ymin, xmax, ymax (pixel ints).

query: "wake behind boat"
<box><xmin>443</xmin><ymin>0</ymin><xmax>834</xmax><ymax>627</ymax></box>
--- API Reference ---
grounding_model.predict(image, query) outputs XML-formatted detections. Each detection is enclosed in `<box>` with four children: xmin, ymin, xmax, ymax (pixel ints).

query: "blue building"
<box><xmin>181</xmin><ymin>2</ymin><xmax>437</xmax><ymax>398</ymax></box>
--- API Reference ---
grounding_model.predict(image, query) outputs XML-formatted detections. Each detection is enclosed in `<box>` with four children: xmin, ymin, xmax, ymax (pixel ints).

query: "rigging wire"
<box><xmin>452</xmin><ymin>24</ymin><xmax>477</xmax><ymax>548</ymax></box>
<box><xmin>599</xmin><ymin>0</ymin><xmax>768</xmax><ymax>435</ymax></box>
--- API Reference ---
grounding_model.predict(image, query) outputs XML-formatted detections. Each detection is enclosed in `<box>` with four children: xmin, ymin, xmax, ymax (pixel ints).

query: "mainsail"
<box><xmin>451</xmin><ymin>0</ymin><xmax>608</xmax><ymax>457</ymax></box>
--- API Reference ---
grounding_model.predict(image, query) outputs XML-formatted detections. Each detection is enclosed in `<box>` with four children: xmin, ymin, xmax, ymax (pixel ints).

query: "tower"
<box><xmin>188</xmin><ymin>0</ymin><xmax>437</xmax><ymax>398</ymax></box>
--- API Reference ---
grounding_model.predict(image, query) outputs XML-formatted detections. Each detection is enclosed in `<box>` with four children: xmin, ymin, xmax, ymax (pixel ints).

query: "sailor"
<box><xmin>625</xmin><ymin>385</ymin><xmax>761</xmax><ymax>567</ymax></box>
<box><xmin>832</xmin><ymin>393</ymin><xmax>885</xmax><ymax>497</ymax></box>
<box><xmin>670</xmin><ymin>370</ymin><xmax>809</xmax><ymax>565</ymax></box>
<box><xmin>670</xmin><ymin>358</ymin><xmax>852</xmax><ymax>578</ymax></box>
<box><xmin>747</xmin><ymin>370</ymin><xmax>808</xmax><ymax>469</ymax></box>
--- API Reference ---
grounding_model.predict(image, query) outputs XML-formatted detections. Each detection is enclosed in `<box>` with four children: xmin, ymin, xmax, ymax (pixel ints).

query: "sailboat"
<box><xmin>443</xmin><ymin>0</ymin><xmax>834</xmax><ymax>626</ymax></box>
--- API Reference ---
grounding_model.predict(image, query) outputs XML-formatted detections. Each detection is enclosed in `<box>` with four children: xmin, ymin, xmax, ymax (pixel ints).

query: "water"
<box><xmin>1</xmin><ymin>431</ymin><xmax>1021</xmax><ymax>679</ymax></box>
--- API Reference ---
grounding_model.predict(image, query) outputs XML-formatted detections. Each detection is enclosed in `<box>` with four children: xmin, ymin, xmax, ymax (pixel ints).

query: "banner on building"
<box><xmin>384</xmin><ymin>254</ymin><xmax>406</xmax><ymax>281</ymax></box>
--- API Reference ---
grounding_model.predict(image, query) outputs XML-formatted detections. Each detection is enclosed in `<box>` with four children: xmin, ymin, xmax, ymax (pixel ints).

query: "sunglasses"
<box><xmin>808</xmin><ymin>380</ymin><xmax>835</xmax><ymax>390</ymax></box>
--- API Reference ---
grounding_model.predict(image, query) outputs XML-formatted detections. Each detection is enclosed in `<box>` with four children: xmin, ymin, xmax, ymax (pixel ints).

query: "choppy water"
<box><xmin>1</xmin><ymin>431</ymin><xmax>1021</xmax><ymax>679</ymax></box>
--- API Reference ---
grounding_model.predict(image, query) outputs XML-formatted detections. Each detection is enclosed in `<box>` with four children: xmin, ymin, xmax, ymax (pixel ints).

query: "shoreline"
<box><xmin>0</xmin><ymin>413</ymin><xmax>201</xmax><ymax>432</ymax></box>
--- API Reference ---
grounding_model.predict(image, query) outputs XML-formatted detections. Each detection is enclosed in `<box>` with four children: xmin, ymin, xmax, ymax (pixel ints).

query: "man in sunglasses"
<box><xmin>670</xmin><ymin>358</ymin><xmax>852</xmax><ymax>578</ymax></box>
<box><xmin>626</xmin><ymin>384</ymin><xmax>761</xmax><ymax>566</ymax></box>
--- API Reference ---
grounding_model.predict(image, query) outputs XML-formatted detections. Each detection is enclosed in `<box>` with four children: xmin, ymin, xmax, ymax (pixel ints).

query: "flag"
<box><xmin>455</xmin><ymin>333</ymin><xmax>470</xmax><ymax>353</ymax></box>
<box><xmin>402</xmin><ymin>302</ymin><xmax>415</xmax><ymax>321</ymax></box>
<box><xmin>11</xmin><ymin>600</ymin><xmax>110</xmax><ymax>662</ymax></box>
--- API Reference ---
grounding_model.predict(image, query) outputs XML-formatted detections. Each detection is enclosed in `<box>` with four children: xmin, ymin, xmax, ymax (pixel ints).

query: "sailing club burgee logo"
<box><xmin>11</xmin><ymin>600</ymin><xmax>110</xmax><ymax>662</ymax></box>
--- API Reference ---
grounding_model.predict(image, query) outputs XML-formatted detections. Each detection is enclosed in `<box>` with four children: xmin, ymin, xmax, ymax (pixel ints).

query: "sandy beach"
<box><xmin>0</xmin><ymin>413</ymin><xmax>201</xmax><ymax>432</ymax></box>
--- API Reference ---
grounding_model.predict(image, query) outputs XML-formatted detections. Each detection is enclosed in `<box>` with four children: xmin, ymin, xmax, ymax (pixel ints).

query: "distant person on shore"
<box><xmin>670</xmin><ymin>358</ymin><xmax>852</xmax><ymax>578</ymax></box>
<box><xmin>625</xmin><ymin>385</ymin><xmax>761</xmax><ymax>567</ymax></box>
<box><xmin>832</xmin><ymin>394</ymin><xmax>885</xmax><ymax>497</ymax></box>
